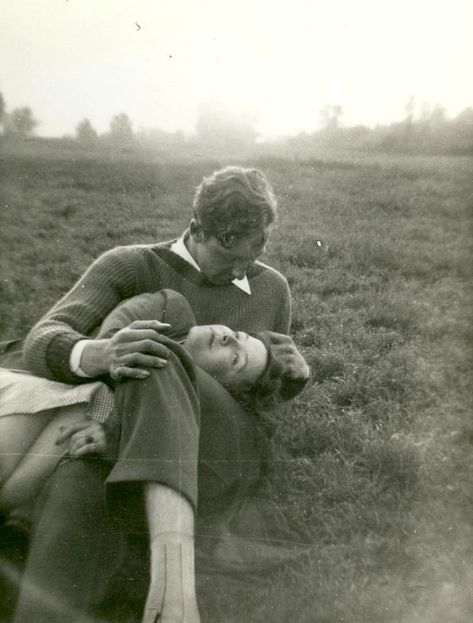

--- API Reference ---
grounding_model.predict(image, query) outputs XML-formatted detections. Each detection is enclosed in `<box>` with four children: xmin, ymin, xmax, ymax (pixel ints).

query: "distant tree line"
<box><xmin>1</xmin><ymin>90</ymin><xmax>472</xmax><ymax>155</ymax></box>
<box><xmin>76</xmin><ymin>113</ymin><xmax>134</xmax><ymax>145</ymax></box>
<box><xmin>75</xmin><ymin>113</ymin><xmax>184</xmax><ymax>147</ymax></box>
<box><xmin>290</xmin><ymin>102</ymin><xmax>473</xmax><ymax>155</ymax></box>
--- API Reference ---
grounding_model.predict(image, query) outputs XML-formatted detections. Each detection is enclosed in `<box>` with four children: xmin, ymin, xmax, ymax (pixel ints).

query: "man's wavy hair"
<box><xmin>192</xmin><ymin>166</ymin><xmax>277</xmax><ymax>248</ymax></box>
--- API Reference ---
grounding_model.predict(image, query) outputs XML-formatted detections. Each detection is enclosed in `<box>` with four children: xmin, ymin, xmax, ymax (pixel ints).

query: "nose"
<box><xmin>220</xmin><ymin>332</ymin><xmax>237</xmax><ymax>346</ymax></box>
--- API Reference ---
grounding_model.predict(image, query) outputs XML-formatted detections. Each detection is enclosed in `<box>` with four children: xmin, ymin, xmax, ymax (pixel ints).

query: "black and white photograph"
<box><xmin>0</xmin><ymin>1</ymin><xmax>472</xmax><ymax>621</ymax></box>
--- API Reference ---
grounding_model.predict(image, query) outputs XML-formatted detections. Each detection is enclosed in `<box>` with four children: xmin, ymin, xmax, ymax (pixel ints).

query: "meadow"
<box><xmin>1</xmin><ymin>141</ymin><xmax>472</xmax><ymax>622</ymax></box>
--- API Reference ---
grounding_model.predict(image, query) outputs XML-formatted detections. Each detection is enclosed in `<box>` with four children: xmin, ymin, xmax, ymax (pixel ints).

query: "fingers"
<box><xmin>55</xmin><ymin>421</ymin><xmax>92</xmax><ymax>446</ymax></box>
<box><xmin>55</xmin><ymin>422</ymin><xmax>107</xmax><ymax>456</ymax></box>
<box><xmin>111</xmin><ymin>365</ymin><xmax>151</xmax><ymax>381</ymax></box>
<box><xmin>68</xmin><ymin>434</ymin><xmax>94</xmax><ymax>456</ymax></box>
<box><xmin>109</xmin><ymin>331</ymin><xmax>172</xmax><ymax>379</ymax></box>
<box><xmin>127</xmin><ymin>320</ymin><xmax>171</xmax><ymax>331</ymax></box>
<box><xmin>113</xmin><ymin>328</ymin><xmax>172</xmax><ymax>346</ymax></box>
<box><xmin>120</xmin><ymin>351</ymin><xmax>169</xmax><ymax>368</ymax></box>
<box><xmin>109</xmin><ymin>329</ymin><xmax>171</xmax><ymax>379</ymax></box>
<box><xmin>117</xmin><ymin>338</ymin><xmax>170</xmax><ymax>359</ymax></box>
<box><xmin>69</xmin><ymin>437</ymin><xmax>106</xmax><ymax>458</ymax></box>
<box><xmin>67</xmin><ymin>424</ymin><xmax>107</xmax><ymax>457</ymax></box>
<box><xmin>122</xmin><ymin>352</ymin><xmax>169</xmax><ymax>367</ymax></box>
<box><xmin>276</xmin><ymin>351</ymin><xmax>310</xmax><ymax>381</ymax></box>
<box><xmin>71</xmin><ymin>441</ymin><xmax>105</xmax><ymax>458</ymax></box>
<box><xmin>284</xmin><ymin>355</ymin><xmax>310</xmax><ymax>379</ymax></box>
<box><xmin>110</xmin><ymin>354</ymin><xmax>167</xmax><ymax>381</ymax></box>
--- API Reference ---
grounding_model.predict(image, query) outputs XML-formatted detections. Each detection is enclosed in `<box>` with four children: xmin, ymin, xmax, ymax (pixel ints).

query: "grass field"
<box><xmin>1</xmin><ymin>141</ymin><xmax>472</xmax><ymax>622</ymax></box>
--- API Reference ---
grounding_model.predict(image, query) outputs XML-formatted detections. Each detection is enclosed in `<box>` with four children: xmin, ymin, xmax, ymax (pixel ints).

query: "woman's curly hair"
<box><xmin>225</xmin><ymin>331</ymin><xmax>311</xmax><ymax>414</ymax></box>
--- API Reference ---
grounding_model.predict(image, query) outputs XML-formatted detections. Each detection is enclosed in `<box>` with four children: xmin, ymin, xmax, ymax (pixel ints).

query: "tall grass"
<box><xmin>1</xmin><ymin>144</ymin><xmax>472</xmax><ymax>622</ymax></box>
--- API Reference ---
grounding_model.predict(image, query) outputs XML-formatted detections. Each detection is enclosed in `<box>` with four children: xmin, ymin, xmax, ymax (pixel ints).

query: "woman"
<box><xmin>2</xmin><ymin>290</ymin><xmax>308</xmax><ymax>623</ymax></box>
<box><xmin>0</xmin><ymin>289</ymin><xmax>306</xmax><ymax>511</ymax></box>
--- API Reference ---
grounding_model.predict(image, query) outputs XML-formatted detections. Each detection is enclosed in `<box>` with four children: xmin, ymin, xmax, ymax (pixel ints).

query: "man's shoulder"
<box><xmin>115</xmin><ymin>239</ymin><xmax>176</xmax><ymax>251</ymax></box>
<box><xmin>100</xmin><ymin>240</ymin><xmax>176</xmax><ymax>260</ymax></box>
<box><xmin>252</xmin><ymin>260</ymin><xmax>288</xmax><ymax>285</ymax></box>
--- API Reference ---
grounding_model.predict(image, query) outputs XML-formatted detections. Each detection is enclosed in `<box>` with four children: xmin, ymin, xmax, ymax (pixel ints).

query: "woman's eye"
<box><xmin>233</xmin><ymin>331</ymin><xmax>239</xmax><ymax>339</ymax></box>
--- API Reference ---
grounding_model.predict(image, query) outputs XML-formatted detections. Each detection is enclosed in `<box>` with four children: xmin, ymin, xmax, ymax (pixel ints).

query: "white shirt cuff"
<box><xmin>70</xmin><ymin>340</ymin><xmax>92</xmax><ymax>378</ymax></box>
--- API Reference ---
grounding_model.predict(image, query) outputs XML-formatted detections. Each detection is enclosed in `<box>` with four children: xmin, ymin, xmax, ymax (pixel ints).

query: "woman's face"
<box><xmin>183</xmin><ymin>325</ymin><xmax>267</xmax><ymax>388</ymax></box>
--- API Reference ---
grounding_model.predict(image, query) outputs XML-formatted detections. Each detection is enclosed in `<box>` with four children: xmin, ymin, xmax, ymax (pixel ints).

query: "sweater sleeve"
<box><xmin>273</xmin><ymin>273</ymin><xmax>292</xmax><ymax>334</ymax></box>
<box><xmin>23</xmin><ymin>246</ymin><xmax>138</xmax><ymax>383</ymax></box>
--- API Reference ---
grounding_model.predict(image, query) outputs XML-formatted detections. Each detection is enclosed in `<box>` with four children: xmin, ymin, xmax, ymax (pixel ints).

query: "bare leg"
<box><xmin>0</xmin><ymin>410</ymin><xmax>54</xmax><ymax>482</ymax></box>
<box><xmin>0</xmin><ymin>405</ymin><xmax>87</xmax><ymax>510</ymax></box>
<box><xmin>142</xmin><ymin>483</ymin><xmax>200</xmax><ymax>623</ymax></box>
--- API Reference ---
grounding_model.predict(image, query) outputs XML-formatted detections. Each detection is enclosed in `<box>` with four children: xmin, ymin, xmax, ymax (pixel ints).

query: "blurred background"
<box><xmin>0</xmin><ymin>0</ymin><xmax>472</xmax><ymax>156</ymax></box>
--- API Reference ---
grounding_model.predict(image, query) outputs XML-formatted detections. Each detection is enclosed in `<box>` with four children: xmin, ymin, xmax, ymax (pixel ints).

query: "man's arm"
<box><xmin>23</xmin><ymin>247</ymin><xmax>170</xmax><ymax>383</ymax></box>
<box><xmin>78</xmin><ymin>319</ymin><xmax>171</xmax><ymax>381</ymax></box>
<box><xmin>273</xmin><ymin>272</ymin><xmax>292</xmax><ymax>334</ymax></box>
<box><xmin>23</xmin><ymin>246</ymin><xmax>136</xmax><ymax>382</ymax></box>
<box><xmin>79</xmin><ymin>289</ymin><xmax>197</xmax><ymax>381</ymax></box>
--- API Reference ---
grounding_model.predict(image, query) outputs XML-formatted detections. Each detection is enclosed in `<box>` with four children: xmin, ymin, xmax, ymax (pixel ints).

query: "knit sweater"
<box><xmin>23</xmin><ymin>240</ymin><xmax>291</xmax><ymax>384</ymax></box>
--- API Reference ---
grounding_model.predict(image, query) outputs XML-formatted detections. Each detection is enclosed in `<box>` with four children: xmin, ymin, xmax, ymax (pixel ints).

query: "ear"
<box><xmin>189</xmin><ymin>218</ymin><xmax>205</xmax><ymax>242</ymax></box>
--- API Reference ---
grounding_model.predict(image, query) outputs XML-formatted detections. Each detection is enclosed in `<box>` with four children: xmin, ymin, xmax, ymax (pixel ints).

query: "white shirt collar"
<box><xmin>170</xmin><ymin>234</ymin><xmax>251</xmax><ymax>295</ymax></box>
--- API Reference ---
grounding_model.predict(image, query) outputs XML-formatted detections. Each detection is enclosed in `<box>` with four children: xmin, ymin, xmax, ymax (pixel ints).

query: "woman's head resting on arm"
<box><xmin>182</xmin><ymin>326</ymin><xmax>310</xmax><ymax>407</ymax></box>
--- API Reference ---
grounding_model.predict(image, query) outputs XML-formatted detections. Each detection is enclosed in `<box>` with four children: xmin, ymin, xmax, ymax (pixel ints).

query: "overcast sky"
<box><xmin>0</xmin><ymin>0</ymin><xmax>471</xmax><ymax>139</ymax></box>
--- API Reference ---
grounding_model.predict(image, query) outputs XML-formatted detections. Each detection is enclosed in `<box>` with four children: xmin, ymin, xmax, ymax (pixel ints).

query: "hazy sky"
<box><xmin>1</xmin><ymin>0</ymin><xmax>472</xmax><ymax>139</ymax></box>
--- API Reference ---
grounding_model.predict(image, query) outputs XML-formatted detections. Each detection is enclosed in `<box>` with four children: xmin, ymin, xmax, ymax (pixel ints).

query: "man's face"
<box><xmin>183</xmin><ymin>325</ymin><xmax>267</xmax><ymax>388</ymax></box>
<box><xmin>191</xmin><ymin>226</ymin><xmax>271</xmax><ymax>285</ymax></box>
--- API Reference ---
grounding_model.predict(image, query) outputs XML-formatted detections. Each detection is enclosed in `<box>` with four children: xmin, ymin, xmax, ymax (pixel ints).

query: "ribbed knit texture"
<box><xmin>23</xmin><ymin>240</ymin><xmax>291</xmax><ymax>384</ymax></box>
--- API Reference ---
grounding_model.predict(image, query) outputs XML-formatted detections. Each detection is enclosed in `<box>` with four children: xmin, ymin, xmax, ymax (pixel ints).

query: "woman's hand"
<box><xmin>55</xmin><ymin>421</ymin><xmax>107</xmax><ymax>458</ymax></box>
<box><xmin>79</xmin><ymin>320</ymin><xmax>172</xmax><ymax>380</ymax></box>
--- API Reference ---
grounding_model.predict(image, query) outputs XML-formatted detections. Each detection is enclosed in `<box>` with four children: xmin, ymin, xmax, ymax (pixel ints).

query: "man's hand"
<box><xmin>79</xmin><ymin>320</ymin><xmax>172</xmax><ymax>380</ymax></box>
<box><xmin>55</xmin><ymin>421</ymin><xmax>107</xmax><ymax>458</ymax></box>
<box><xmin>269</xmin><ymin>333</ymin><xmax>310</xmax><ymax>380</ymax></box>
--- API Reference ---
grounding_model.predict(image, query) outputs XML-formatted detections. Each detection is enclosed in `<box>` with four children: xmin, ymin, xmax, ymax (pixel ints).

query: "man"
<box><xmin>12</xmin><ymin>166</ymin><xmax>308</xmax><ymax>622</ymax></box>
<box><xmin>23</xmin><ymin>166</ymin><xmax>290</xmax><ymax>383</ymax></box>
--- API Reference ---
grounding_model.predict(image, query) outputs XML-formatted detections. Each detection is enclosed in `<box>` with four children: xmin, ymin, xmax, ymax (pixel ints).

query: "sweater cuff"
<box><xmin>46</xmin><ymin>333</ymin><xmax>92</xmax><ymax>384</ymax></box>
<box><xmin>70</xmin><ymin>340</ymin><xmax>94</xmax><ymax>377</ymax></box>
